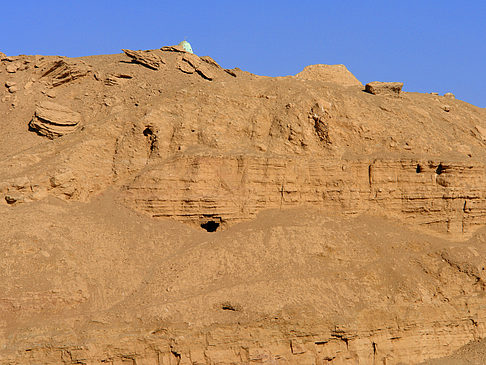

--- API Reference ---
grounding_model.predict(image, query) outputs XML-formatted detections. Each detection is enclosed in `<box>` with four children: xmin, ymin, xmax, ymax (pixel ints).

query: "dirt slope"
<box><xmin>1</xmin><ymin>47</ymin><xmax>486</xmax><ymax>364</ymax></box>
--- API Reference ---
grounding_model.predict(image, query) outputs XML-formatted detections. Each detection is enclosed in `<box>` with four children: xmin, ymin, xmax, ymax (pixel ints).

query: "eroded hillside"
<box><xmin>1</xmin><ymin>47</ymin><xmax>486</xmax><ymax>364</ymax></box>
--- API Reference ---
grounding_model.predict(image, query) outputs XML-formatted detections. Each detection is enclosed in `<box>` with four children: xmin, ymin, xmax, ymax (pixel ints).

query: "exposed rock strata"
<box><xmin>29</xmin><ymin>101</ymin><xmax>81</xmax><ymax>138</ymax></box>
<box><xmin>122</xmin><ymin>49</ymin><xmax>165</xmax><ymax>70</ymax></box>
<box><xmin>125</xmin><ymin>156</ymin><xmax>486</xmax><ymax>234</ymax></box>
<box><xmin>41</xmin><ymin>58</ymin><xmax>92</xmax><ymax>86</ymax></box>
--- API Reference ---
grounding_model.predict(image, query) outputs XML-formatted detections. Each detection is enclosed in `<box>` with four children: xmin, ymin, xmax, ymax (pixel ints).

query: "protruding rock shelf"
<box><xmin>29</xmin><ymin>101</ymin><xmax>81</xmax><ymax>139</ymax></box>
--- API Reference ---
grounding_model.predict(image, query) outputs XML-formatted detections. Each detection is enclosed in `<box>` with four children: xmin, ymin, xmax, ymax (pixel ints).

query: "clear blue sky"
<box><xmin>2</xmin><ymin>1</ymin><xmax>485</xmax><ymax>107</ymax></box>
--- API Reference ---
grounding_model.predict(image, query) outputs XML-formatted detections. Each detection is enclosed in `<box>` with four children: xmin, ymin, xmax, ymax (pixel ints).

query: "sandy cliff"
<box><xmin>1</xmin><ymin>47</ymin><xmax>486</xmax><ymax>364</ymax></box>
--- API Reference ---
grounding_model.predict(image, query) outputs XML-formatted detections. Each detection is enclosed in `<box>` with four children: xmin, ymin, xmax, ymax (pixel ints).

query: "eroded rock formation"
<box><xmin>1</xmin><ymin>47</ymin><xmax>486</xmax><ymax>364</ymax></box>
<box><xmin>29</xmin><ymin>101</ymin><xmax>81</xmax><ymax>138</ymax></box>
<box><xmin>365</xmin><ymin>81</ymin><xmax>404</xmax><ymax>96</ymax></box>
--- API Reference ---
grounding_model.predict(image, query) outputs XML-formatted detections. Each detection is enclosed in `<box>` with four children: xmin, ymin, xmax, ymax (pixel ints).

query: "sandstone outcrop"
<box><xmin>104</xmin><ymin>73</ymin><xmax>133</xmax><ymax>86</ymax></box>
<box><xmin>1</xmin><ymin>48</ymin><xmax>486</xmax><ymax>364</ymax></box>
<box><xmin>41</xmin><ymin>58</ymin><xmax>92</xmax><ymax>86</ymax></box>
<box><xmin>161</xmin><ymin>44</ymin><xmax>187</xmax><ymax>53</ymax></box>
<box><xmin>365</xmin><ymin>81</ymin><xmax>403</xmax><ymax>95</ymax></box>
<box><xmin>29</xmin><ymin>101</ymin><xmax>81</xmax><ymax>138</ymax></box>
<box><xmin>176</xmin><ymin>52</ymin><xmax>215</xmax><ymax>80</ymax></box>
<box><xmin>122</xmin><ymin>49</ymin><xmax>165</xmax><ymax>70</ymax></box>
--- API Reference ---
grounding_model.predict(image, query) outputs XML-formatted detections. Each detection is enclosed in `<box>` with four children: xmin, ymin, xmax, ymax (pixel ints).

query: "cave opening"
<box><xmin>416</xmin><ymin>164</ymin><xmax>422</xmax><ymax>173</ymax></box>
<box><xmin>201</xmin><ymin>220</ymin><xmax>220</xmax><ymax>232</ymax></box>
<box><xmin>436</xmin><ymin>163</ymin><xmax>444</xmax><ymax>175</ymax></box>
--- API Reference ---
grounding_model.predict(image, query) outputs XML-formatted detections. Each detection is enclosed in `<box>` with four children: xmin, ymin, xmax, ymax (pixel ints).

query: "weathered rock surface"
<box><xmin>176</xmin><ymin>52</ymin><xmax>215</xmax><ymax>80</ymax></box>
<box><xmin>29</xmin><ymin>101</ymin><xmax>81</xmax><ymax>138</ymax></box>
<box><xmin>161</xmin><ymin>44</ymin><xmax>187</xmax><ymax>53</ymax></box>
<box><xmin>125</xmin><ymin>156</ymin><xmax>486</xmax><ymax>235</ymax></box>
<box><xmin>365</xmin><ymin>81</ymin><xmax>404</xmax><ymax>95</ymax></box>
<box><xmin>122</xmin><ymin>49</ymin><xmax>164</xmax><ymax>70</ymax></box>
<box><xmin>1</xmin><ymin>48</ymin><xmax>486</xmax><ymax>364</ymax></box>
<box><xmin>104</xmin><ymin>73</ymin><xmax>133</xmax><ymax>86</ymax></box>
<box><xmin>41</xmin><ymin>58</ymin><xmax>92</xmax><ymax>86</ymax></box>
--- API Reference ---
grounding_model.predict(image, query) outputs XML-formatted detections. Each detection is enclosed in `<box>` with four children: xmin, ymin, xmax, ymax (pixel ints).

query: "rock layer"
<box><xmin>29</xmin><ymin>101</ymin><xmax>81</xmax><ymax>138</ymax></box>
<box><xmin>125</xmin><ymin>156</ymin><xmax>486</xmax><ymax>235</ymax></box>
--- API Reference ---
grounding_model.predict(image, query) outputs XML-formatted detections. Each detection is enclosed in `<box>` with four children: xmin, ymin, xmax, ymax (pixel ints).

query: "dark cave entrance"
<box><xmin>201</xmin><ymin>220</ymin><xmax>220</xmax><ymax>232</ymax></box>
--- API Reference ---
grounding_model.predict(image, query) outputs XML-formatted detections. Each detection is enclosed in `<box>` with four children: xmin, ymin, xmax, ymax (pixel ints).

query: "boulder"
<box><xmin>365</xmin><ymin>81</ymin><xmax>403</xmax><ymax>96</ymax></box>
<box><xmin>295</xmin><ymin>64</ymin><xmax>362</xmax><ymax>87</ymax></box>
<box><xmin>122</xmin><ymin>49</ymin><xmax>164</xmax><ymax>70</ymax></box>
<box><xmin>29</xmin><ymin>101</ymin><xmax>81</xmax><ymax>139</ymax></box>
<box><xmin>42</xmin><ymin>58</ymin><xmax>91</xmax><ymax>86</ymax></box>
<box><xmin>444</xmin><ymin>92</ymin><xmax>455</xmax><ymax>99</ymax></box>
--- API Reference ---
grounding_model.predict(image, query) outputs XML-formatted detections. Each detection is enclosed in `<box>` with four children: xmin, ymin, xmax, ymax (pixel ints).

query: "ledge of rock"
<box><xmin>295</xmin><ymin>64</ymin><xmax>363</xmax><ymax>87</ymax></box>
<box><xmin>161</xmin><ymin>44</ymin><xmax>187</xmax><ymax>53</ymax></box>
<box><xmin>122</xmin><ymin>49</ymin><xmax>164</xmax><ymax>70</ymax></box>
<box><xmin>29</xmin><ymin>101</ymin><xmax>81</xmax><ymax>139</ymax></box>
<box><xmin>365</xmin><ymin>81</ymin><xmax>403</xmax><ymax>96</ymax></box>
<box><xmin>176</xmin><ymin>53</ymin><xmax>215</xmax><ymax>80</ymax></box>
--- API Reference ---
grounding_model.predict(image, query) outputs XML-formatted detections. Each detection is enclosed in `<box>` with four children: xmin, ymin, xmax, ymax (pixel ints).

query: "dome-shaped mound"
<box><xmin>295</xmin><ymin>64</ymin><xmax>362</xmax><ymax>87</ymax></box>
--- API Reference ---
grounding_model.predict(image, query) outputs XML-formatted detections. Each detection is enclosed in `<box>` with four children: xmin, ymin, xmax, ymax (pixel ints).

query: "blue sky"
<box><xmin>2</xmin><ymin>1</ymin><xmax>485</xmax><ymax>107</ymax></box>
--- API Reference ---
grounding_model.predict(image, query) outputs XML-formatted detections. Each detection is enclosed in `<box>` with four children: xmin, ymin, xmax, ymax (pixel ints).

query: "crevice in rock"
<box><xmin>416</xmin><ymin>164</ymin><xmax>422</xmax><ymax>173</ymax></box>
<box><xmin>143</xmin><ymin>126</ymin><xmax>157</xmax><ymax>153</ymax></box>
<box><xmin>436</xmin><ymin>163</ymin><xmax>444</xmax><ymax>175</ymax></box>
<box><xmin>221</xmin><ymin>303</ymin><xmax>237</xmax><ymax>311</ymax></box>
<box><xmin>170</xmin><ymin>350</ymin><xmax>181</xmax><ymax>363</ymax></box>
<box><xmin>331</xmin><ymin>332</ymin><xmax>349</xmax><ymax>350</ymax></box>
<box><xmin>462</xmin><ymin>200</ymin><xmax>467</xmax><ymax>233</ymax></box>
<box><xmin>440</xmin><ymin>251</ymin><xmax>485</xmax><ymax>290</ymax></box>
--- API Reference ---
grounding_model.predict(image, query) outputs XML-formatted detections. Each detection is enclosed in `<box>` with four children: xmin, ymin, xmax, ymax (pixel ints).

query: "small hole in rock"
<box><xmin>143</xmin><ymin>127</ymin><xmax>153</xmax><ymax>136</ymax></box>
<box><xmin>436</xmin><ymin>163</ymin><xmax>444</xmax><ymax>175</ymax></box>
<box><xmin>416</xmin><ymin>164</ymin><xmax>422</xmax><ymax>173</ymax></box>
<box><xmin>201</xmin><ymin>220</ymin><xmax>219</xmax><ymax>232</ymax></box>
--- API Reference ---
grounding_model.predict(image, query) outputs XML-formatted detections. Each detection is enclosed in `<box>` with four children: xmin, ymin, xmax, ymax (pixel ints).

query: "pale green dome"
<box><xmin>178</xmin><ymin>40</ymin><xmax>193</xmax><ymax>54</ymax></box>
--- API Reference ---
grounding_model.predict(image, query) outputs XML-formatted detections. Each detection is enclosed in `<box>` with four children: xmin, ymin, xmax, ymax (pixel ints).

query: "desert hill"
<box><xmin>1</xmin><ymin>47</ymin><xmax>486</xmax><ymax>364</ymax></box>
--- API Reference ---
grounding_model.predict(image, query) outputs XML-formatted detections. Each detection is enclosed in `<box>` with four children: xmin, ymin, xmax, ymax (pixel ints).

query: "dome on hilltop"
<box><xmin>178</xmin><ymin>40</ymin><xmax>193</xmax><ymax>53</ymax></box>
